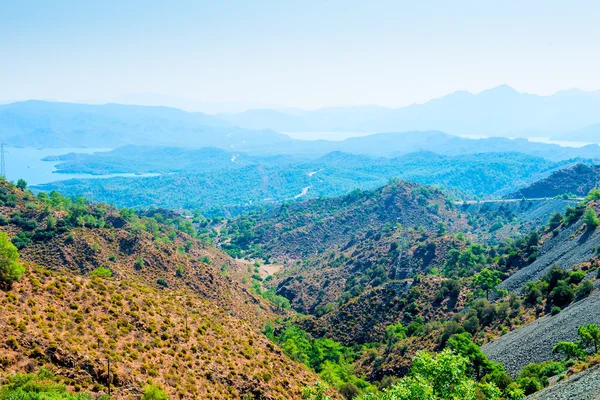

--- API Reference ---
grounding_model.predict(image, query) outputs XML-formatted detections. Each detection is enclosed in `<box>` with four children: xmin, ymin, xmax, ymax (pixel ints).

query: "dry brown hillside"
<box><xmin>0</xmin><ymin>180</ymin><xmax>327</xmax><ymax>399</ymax></box>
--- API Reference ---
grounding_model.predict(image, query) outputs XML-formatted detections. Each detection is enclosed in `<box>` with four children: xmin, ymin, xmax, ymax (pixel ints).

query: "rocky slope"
<box><xmin>483</xmin><ymin>282</ymin><xmax>600</xmax><ymax>377</ymax></box>
<box><xmin>525</xmin><ymin>365</ymin><xmax>600</xmax><ymax>400</ymax></box>
<box><xmin>500</xmin><ymin>201</ymin><xmax>600</xmax><ymax>292</ymax></box>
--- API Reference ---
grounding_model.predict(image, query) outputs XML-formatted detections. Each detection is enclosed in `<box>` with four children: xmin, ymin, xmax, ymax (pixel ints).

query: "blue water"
<box><xmin>3</xmin><ymin>147</ymin><xmax>158</xmax><ymax>186</ymax></box>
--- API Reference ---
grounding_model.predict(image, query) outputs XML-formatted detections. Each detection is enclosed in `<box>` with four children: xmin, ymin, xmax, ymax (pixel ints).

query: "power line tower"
<box><xmin>0</xmin><ymin>143</ymin><xmax>6</xmax><ymax>179</ymax></box>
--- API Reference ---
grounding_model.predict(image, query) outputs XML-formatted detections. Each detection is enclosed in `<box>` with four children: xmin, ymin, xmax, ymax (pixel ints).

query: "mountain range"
<box><xmin>216</xmin><ymin>85</ymin><xmax>600</xmax><ymax>138</ymax></box>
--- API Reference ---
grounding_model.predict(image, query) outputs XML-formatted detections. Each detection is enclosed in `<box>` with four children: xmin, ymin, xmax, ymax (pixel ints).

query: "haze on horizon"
<box><xmin>2</xmin><ymin>0</ymin><xmax>600</xmax><ymax>112</ymax></box>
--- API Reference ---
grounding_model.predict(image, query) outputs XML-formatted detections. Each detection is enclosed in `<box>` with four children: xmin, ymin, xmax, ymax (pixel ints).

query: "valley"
<box><xmin>2</xmin><ymin>81</ymin><xmax>600</xmax><ymax>400</ymax></box>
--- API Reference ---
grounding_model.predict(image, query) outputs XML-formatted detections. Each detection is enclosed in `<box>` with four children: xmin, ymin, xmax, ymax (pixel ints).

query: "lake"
<box><xmin>3</xmin><ymin>147</ymin><xmax>158</xmax><ymax>186</ymax></box>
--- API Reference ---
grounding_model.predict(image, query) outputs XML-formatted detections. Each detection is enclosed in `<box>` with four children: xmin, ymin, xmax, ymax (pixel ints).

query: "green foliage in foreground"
<box><xmin>0</xmin><ymin>368</ymin><xmax>90</xmax><ymax>400</ymax></box>
<box><xmin>355</xmin><ymin>350</ymin><xmax>522</xmax><ymax>400</ymax></box>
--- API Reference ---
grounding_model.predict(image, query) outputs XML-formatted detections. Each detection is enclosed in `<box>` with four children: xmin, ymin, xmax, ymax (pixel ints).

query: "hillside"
<box><xmin>510</xmin><ymin>163</ymin><xmax>600</xmax><ymax>199</ymax></box>
<box><xmin>0</xmin><ymin>180</ymin><xmax>326</xmax><ymax>399</ymax></box>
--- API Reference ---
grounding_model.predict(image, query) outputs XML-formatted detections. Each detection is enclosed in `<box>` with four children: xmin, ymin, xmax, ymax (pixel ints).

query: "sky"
<box><xmin>2</xmin><ymin>0</ymin><xmax>600</xmax><ymax>111</ymax></box>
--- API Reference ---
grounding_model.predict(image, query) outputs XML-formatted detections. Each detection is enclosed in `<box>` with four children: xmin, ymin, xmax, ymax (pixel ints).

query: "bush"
<box><xmin>575</xmin><ymin>280</ymin><xmax>594</xmax><ymax>300</ymax></box>
<box><xmin>90</xmin><ymin>267</ymin><xmax>112</xmax><ymax>278</ymax></box>
<box><xmin>156</xmin><ymin>278</ymin><xmax>168</xmax><ymax>287</ymax></box>
<box><xmin>134</xmin><ymin>256</ymin><xmax>145</xmax><ymax>270</ymax></box>
<box><xmin>141</xmin><ymin>384</ymin><xmax>168</xmax><ymax>400</ymax></box>
<box><xmin>550</xmin><ymin>306</ymin><xmax>561</xmax><ymax>316</ymax></box>
<box><xmin>0</xmin><ymin>368</ymin><xmax>89</xmax><ymax>399</ymax></box>
<box><xmin>339</xmin><ymin>382</ymin><xmax>360</xmax><ymax>399</ymax></box>
<box><xmin>550</xmin><ymin>281</ymin><xmax>574</xmax><ymax>307</ymax></box>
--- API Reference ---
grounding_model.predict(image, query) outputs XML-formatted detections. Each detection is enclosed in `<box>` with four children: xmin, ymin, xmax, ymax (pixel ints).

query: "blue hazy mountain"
<box><xmin>0</xmin><ymin>100</ymin><xmax>291</xmax><ymax>149</ymax></box>
<box><xmin>217</xmin><ymin>86</ymin><xmax>600</xmax><ymax>137</ymax></box>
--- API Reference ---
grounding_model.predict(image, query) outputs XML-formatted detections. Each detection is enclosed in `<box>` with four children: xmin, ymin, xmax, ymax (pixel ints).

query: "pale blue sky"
<box><xmin>2</xmin><ymin>0</ymin><xmax>599</xmax><ymax>109</ymax></box>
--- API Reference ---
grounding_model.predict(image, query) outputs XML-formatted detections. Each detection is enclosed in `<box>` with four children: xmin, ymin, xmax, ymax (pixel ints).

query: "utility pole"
<box><xmin>1</xmin><ymin>143</ymin><xmax>6</xmax><ymax>179</ymax></box>
<box><xmin>107</xmin><ymin>358</ymin><xmax>111</xmax><ymax>398</ymax></box>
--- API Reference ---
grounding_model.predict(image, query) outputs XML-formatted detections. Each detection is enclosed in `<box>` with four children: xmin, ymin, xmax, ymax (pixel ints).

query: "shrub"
<box><xmin>134</xmin><ymin>256</ymin><xmax>145</xmax><ymax>270</ymax></box>
<box><xmin>141</xmin><ymin>384</ymin><xmax>169</xmax><ymax>400</ymax></box>
<box><xmin>575</xmin><ymin>280</ymin><xmax>594</xmax><ymax>300</ymax></box>
<box><xmin>339</xmin><ymin>382</ymin><xmax>360</xmax><ymax>399</ymax></box>
<box><xmin>550</xmin><ymin>306</ymin><xmax>561</xmax><ymax>316</ymax></box>
<box><xmin>550</xmin><ymin>282</ymin><xmax>574</xmax><ymax>307</ymax></box>
<box><xmin>90</xmin><ymin>267</ymin><xmax>112</xmax><ymax>278</ymax></box>
<box><xmin>156</xmin><ymin>278</ymin><xmax>168</xmax><ymax>287</ymax></box>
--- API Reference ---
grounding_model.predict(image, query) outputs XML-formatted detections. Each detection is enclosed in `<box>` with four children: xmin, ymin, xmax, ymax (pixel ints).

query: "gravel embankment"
<box><xmin>526</xmin><ymin>365</ymin><xmax>600</xmax><ymax>400</ymax></box>
<box><xmin>483</xmin><ymin>286</ymin><xmax>600</xmax><ymax>377</ymax></box>
<box><xmin>499</xmin><ymin>220</ymin><xmax>600</xmax><ymax>293</ymax></box>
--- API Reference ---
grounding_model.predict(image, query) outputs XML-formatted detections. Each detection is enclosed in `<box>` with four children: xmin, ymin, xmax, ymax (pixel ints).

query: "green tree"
<box><xmin>16</xmin><ymin>179</ymin><xmax>27</xmax><ymax>190</ymax></box>
<box><xmin>0</xmin><ymin>232</ymin><xmax>25</xmax><ymax>287</ymax></box>
<box><xmin>552</xmin><ymin>341</ymin><xmax>584</xmax><ymax>360</ymax></box>
<box><xmin>472</xmin><ymin>269</ymin><xmax>501</xmax><ymax>299</ymax></box>
<box><xmin>584</xmin><ymin>208</ymin><xmax>600</xmax><ymax>230</ymax></box>
<box><xmin>578</xmin><ymin>323</ymin><xmax>600</xmax><ymax>354</ymax></box>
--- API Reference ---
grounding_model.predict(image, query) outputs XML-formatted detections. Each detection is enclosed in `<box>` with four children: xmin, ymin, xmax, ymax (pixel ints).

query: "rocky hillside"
<box><xmin>500</xmin><ymin>200</ymin><xmax>600</xmax><ymax>292</ymax></box>
<box><xmin>483</xmin><ymin>281</ymin><xmax>600</xmax><ymax>377</ymax></box>
<box><xmin>525</xmin><ymin>365</ymin><xmax>600</xmax><ymax>400</ymax></box>
<box><xmin>510</xmin><ymin>163</ymin><xmax>600</xmax><ymax>199</ymax></box>
<box><xmin>223</xmin><ymin>181</ymin><xmax>469</xmax><ymax>262</ymax></box>
<box><xmin>0</xmin><ymin>180</ymin><xmax>326</xmax><ymax>399</ymax></box>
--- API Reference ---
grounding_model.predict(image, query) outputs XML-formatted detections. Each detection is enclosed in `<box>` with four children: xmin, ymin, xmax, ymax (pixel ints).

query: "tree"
<box><xmin>472</xmin><ymin>269</ymin><xmax>501</xmax><ymax>299</ymax></box>
<box><xmin>0</xmin><ymin>232</ymin><xmax>25</xmax><ymax>287</ymax></box>
<box><xmin>578</xmin><ymin>324</ymin><xmax>600</xmax><ymax>354</ymax></box>
<box><xmin>584</xmin><ymin>208</ymin><xmax>600</xmax><ymax>230</ymax></box>
<box><xmin>548</xmin><ymin>212</ymin><xmax>563</xmax><ymax>230</ymax></box>
<box><xmin>552</xmin><ymin>341</ymin><xmax>584</xmax><ymax>360</ymax></box>
<box><xmin>447</xmin><ymin>333</ymin><xmax>490</xmax><ymax>380</ymax></box>
<box><xmin>16</xmin><ymin>179</ymin><xmax>27</xmax><ymax>190</ymax></box>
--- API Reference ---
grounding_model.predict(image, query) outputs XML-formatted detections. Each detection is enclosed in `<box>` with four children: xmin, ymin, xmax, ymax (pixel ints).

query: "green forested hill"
<box><xmin>35</xmin><ymin>148</ymin><xmax>582</xmax><ymax>216</ymax></box>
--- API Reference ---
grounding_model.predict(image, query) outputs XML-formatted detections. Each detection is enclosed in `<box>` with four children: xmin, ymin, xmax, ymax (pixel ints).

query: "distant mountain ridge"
<box><xmin>217</xmin><ymin>85</ymin><xmax>600</xmax><ymax>137</ymax></box>
<box><xmin>2</xmin><ymin>100</ymin><xmax>600</xmax><ymax>161</ymax></box>
<box><xmin>0</xmin><ymin>100</ymin><xmax>291</xmax><ymax>149</ymax></box>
